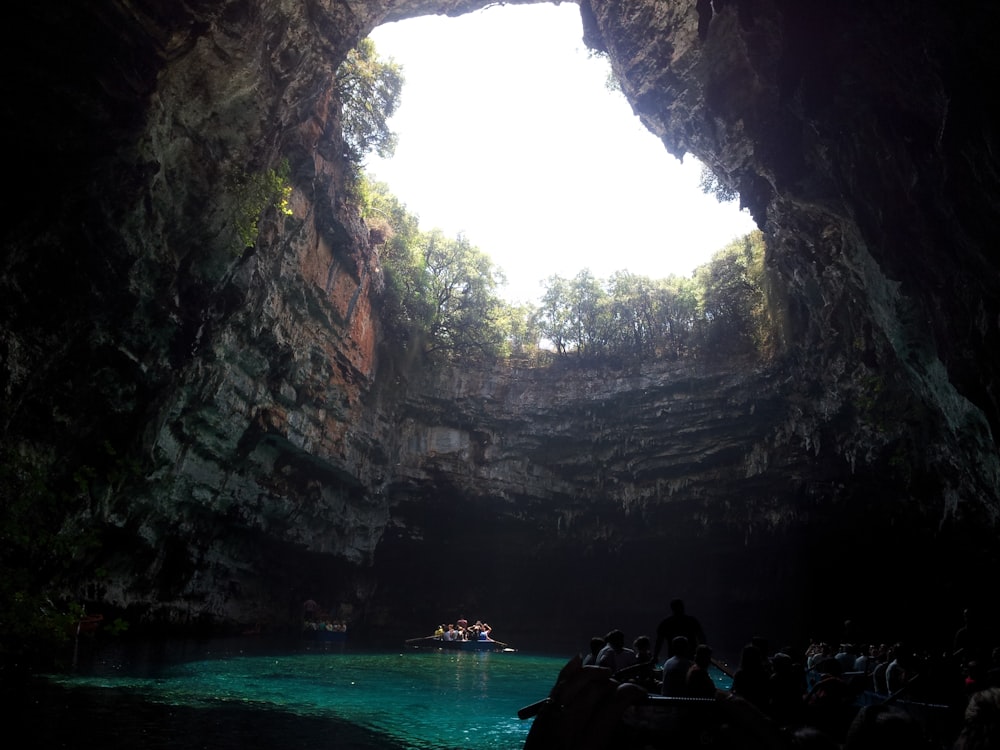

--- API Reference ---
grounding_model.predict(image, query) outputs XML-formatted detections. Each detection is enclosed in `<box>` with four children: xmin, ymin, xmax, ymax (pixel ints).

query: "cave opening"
<box><xmin>365</xmin><ymin>2</ymin><xmax>757</xmax><ymax>306</ymax></box>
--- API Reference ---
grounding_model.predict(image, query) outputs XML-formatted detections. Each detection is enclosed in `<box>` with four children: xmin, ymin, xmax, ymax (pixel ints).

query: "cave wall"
<box><xmin>2</xmin><ymin>0</ymin><xmax>999</xmax><ymax>654</ymax></box>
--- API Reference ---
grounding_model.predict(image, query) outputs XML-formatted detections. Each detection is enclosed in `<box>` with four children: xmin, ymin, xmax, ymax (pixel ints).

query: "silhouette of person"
<box><xmin>954</xmin><ymin>687</ymin><xmax>1000</xmax><ymax>750</ymax></box>
<box><xmin>653</xmin><ymin>599</ymin><xmax>706</xmax><ymax>664</ymax></box>
<box><xmin>769</xmin><ymin>651</ymin><xmax>805</xmax><ymax>726</ymax></box>
<box><xmin>596</xmin><ymin>629</ymin><xmax>637</xmax><ymax>675</ymax></box>
<box><xmin>843</xmin><ymin>704</ymin><xmax>930</xmax><ymax>750</ymax></box>
<box><xmin>616</xmin><ymin>636</ymin><xmax>659</xmax><ymax>690</ymax></box>
<box><xmin>687</xmin><ymin>643</ymin><xmax>718</xmax><ymax>698</ymax></box>
<box><xmin>582</xmin><ymin>636</ymin><xmax>605</xmax><ymax>666</ymax></box>
<box><xmin>661</xmin><ymin>636</ymin><xmax>694</xmax><ymax>696</ymax></box>
<box><xmin>955</xmin><ymin>607</ymin><xmax>989</xmax><ymax>664</ymax></box>
<box><xmin>731</xmin><ymin>643</ymin><xmax>770</xmax><ymax>711</ymax></box>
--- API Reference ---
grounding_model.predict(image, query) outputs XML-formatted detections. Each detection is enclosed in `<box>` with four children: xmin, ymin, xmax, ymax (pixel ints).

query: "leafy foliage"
<box><xmin>535</xmin><ymin>231</ymin><xmax>771</xmax><ymax>360</ymax></box>
<box><xmin>0</xmin><ymin>449</ymin><xmax>97</xmax><ymax>667</ymax></box>
<box><xmin>337</xmin><ymin>38</ymin><xmax>404</xmax><ymax>163</ymax></box>
<box><xmin>228</xmin><ymin>158</ymin><xmax>294</xmax><ymax>250</ymax></box>
<box><xmin>360</xmin><ymin>176</ymin><xmax>774</xmax><ymax>366</ymax></box>
<box><xmin>699</xmin><ymin>163</ymin><xmax>740</xmax><ymax>203</ymax></box>
<box><xmin>695</xmin><ymin>230</ymin><xmax>773</xmax><ymax>354</ymax></box>
<box><xmin>359</xmin><ymin>176</ymin><xmax>522</xmax><ymax>362</ymax></box>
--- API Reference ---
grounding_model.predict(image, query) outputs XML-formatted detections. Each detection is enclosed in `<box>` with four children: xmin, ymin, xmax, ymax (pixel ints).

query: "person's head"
<box><xmin>772</xmin><ymin>652</ymin><xmax>792</xmax><ymax>675</ymax></box>
<box><xmin>589</xmin><ymin>636</ymin><xmax>605</xmax><ymax>656</ymax></box>
<box><xmin>954</xmin><ymin>687</ymin><xmax>1000</xmax><ymax>750</ymax></box>
<box><xmin>694</xmin><ymin>644</ymin><xmax>713</xmax><ymax>668</ymax></box>
<box><xmin>605</xmin><ymin>629</ymin><xmax>625</xmax><ymax>650</ymax></box>
<box><xmin>739</xmin><ymin>643</ymin><xmax>764</xmax><ymax>672</ymax></box>
<box><xmin>844</xmin><ymin>704</ymin><xmax>929</xmax><ymax>750</ymax></box>
<box><xmin>634</xmin><ymin>635</ymin><xmax>651</xmax><ymax>654</ymax></box>
<box><xmin>790</xmin><ymin>727</ymin><xmax>840</xmax><ymax>750</ymax></box>
<box><xmin>671</xmin><ymin>636</ymin><xmax>692</xmax><ymax>659</ymax></box>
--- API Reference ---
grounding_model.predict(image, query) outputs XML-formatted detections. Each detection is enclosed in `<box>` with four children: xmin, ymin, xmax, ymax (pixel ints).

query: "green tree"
<box><xmin>653</xmin><ymin>275</ymin><xmax>699</xmax><ymax>357</ymax></box>
<box><xmin>695</xmin><ymin>230</ymin><xmax>768</xmax><ymax>353</ymax></box>
<box><xmin>420</xmin><ymin>231</ymin><xmax>509</xmax><ymax>360</ymax></box>
<box><xmin>606</xmin><ymin>270</ymin><xmax>657</xmax><ymax>357</ymax></box>
<box><xmin>537</xmin><ymin>270</ymin><xmax>611</xmax><ymax>357</ymax></box>
<box><xmin>359</xmin><ymin>177</ymin><xmax>517</xmax><ymax>361</ymax></box>
<box><xmin>501</xmin><ymin>302</ymin><xmax>542</xmax><ymax>360</ymax></box>
<box><xmin>227</xmin><ymin>158</ymin><xmax>294</xmax><ymax>251</ymax></box>
<box><xmin>537</xmin><ymin>274</ymin><xmax>574</xmax><ymax>355</ymax></box>
<box><xmin>698</xmin><ymin>162</ymin><xmax>739</xmax><ymax>203</ymax></box>
<box><xmin>357</xmin><ymin>175</ymin><xmax>422</xmax><ymax>338</ymax></box>
<box><xmin>566</xmin><ymin>269</ymin><xmax>609</xmax><ymax>356</ymax></box>
<box><xmin>337</xmin><ymin>38</ymin><xmax>404</xmax><ymax>162</ymax></box>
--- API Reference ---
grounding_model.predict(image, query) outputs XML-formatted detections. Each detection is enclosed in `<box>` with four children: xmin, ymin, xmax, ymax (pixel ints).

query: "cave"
<box><xmin>2</xmin><ymin>0</ymin><xmax>999</xmax><ymax>667</ymax></box>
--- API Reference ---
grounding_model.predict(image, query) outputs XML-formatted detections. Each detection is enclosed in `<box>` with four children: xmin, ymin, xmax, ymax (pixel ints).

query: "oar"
<box><xmin>711</xmin><ymin>657</ymin><xmax>735</xmax><ymax>678</ymax></box>
<box><xmin>880</xmin><ymin>673</ymin><xmax>921</xmax><ymax>705</ymax></box>
<box><xmin>405</xmin><ymin>635</ymin><xmax>441</xmax><ymax>644</ymax></box>
<box><xmin>517</xmin><ymin>698</ymin><xmax>550</xmax><ymax>720</ymax></box>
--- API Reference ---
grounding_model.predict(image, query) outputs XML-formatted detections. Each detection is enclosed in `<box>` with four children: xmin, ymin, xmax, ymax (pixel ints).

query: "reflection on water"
<box><xmin>36</xmin><ymin>642</ymin><xmax>568</xmax><ymax>750</ymax></box>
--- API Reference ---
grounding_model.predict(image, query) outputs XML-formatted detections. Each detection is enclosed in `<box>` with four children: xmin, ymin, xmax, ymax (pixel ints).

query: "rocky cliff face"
<box><xmin>2</xmin><ymin>0</ymin><xmax>998</xmax><ymax>654</ymax></box>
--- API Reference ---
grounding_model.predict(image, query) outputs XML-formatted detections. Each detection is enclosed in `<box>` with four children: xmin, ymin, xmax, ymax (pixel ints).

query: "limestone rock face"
<box><xmin>2</xmin><ymin>0</ymin><xmax>998</xmax><ymax>650</ymax></box>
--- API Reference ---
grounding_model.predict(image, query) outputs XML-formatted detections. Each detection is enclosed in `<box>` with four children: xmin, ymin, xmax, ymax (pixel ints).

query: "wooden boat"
<box><xmin>405</xmin><ymin>635</ymin><xmax>515</xmax><ymax>652</ymax></box>
<box><xmin>302</xmin><ymin>620</ymin><xmax>348</xmax><ymax>643</ymax></box>
<box><xmin>313</xmin><ymin>628</ymin><xmax>348</xmax><ymax>643</ymax></box>
<box><xmin>518</xmin><ymin>655</ymin><xmax>787</xmax><ymax>750</ymax></box>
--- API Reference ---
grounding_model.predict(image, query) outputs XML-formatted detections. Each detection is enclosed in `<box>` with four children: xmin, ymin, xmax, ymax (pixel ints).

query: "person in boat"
<box><xmin>769</xmin><ymin>650</ymin><xmax>806</xmax><ymax>726</ymax></box>
<box><xmin>596</xmin><ymin>629</ymin><xmax>637</xmax><ymax>675</ymax></box>
<box><xmin>652</xmin><ymin>598</ymin><xmax>706</xmax><ymax>665</ymax></box>
<box><xmin>619</xmin><ymin>636</ymin><xmax>659</xmax><ymax>691</ymax></box>
<box><xmin>884</xmin><ymin>642</ymin><xmax>914</xmax><ymax>694</ymax></box>
<box><xmin>954</xmin><ymin>607</ymin><xmax>989</xmax><ymax>664</ymax></box>
<box><xmin>843</xmin><ymin>703</ymin><xmax>931</xmax><ymax>750</ymax></box>
<box><xmin>686</xmin><ymin>643</ymin><xmax>717</xmax><ymax>698</ymax></box>
<box><xmin>632</xmin><ymin>635</ymin><xmax>653</xmax><ymax>664</ymax></box>
<box><xmin>953</xmin><ymin>687</ymin><xmax>1000</xmax><ymax>750</ymax></box>
<box><xmin>730</xmin><ymin>642</ymin><xmax>770</xmax><ymax>711</ymax></box>
<box><xmin>582</xmin><ymin>636</ymin><xmax>605</xmax><ymax>666</ymax></box>
<box><xmin>478</xmin><ymin>622</ymin><xmax>493</xmax><ymax>641</ymax></box>
<box><xmin>442</xmin><ymin>624</ymin><xmax>458</xmax><ymax>641</ymax></box>
<box><xmin>661</xmin><ymin>636</ymin><xmax>694</xmax><ymax>696</ymax></box>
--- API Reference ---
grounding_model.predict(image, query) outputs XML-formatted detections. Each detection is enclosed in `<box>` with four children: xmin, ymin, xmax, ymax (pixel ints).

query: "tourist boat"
<box><xmin>518</xmin><ymin>655</ymin><xmax>961</xmax><ymax>749</ymax></box>
<box><xmin>302</xmin><ymin>619</ymin><xmax>348</xmax><ymax>643</ymax></box>
<box><xmin>518</xmin><ymin>655</ymin><xmax>763</xmax><ymax>749</ymax></box>
<box><xmin>405</xmin><ymin>634</ymin><xmax>515</xmax><ymax>652</ymax></box>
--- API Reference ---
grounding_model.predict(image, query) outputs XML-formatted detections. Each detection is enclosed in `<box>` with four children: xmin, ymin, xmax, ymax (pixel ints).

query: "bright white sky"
<box><xmin>366</xmin><ymin>2</ymin><xmax>757</xmax><ymax>305</ymax></box>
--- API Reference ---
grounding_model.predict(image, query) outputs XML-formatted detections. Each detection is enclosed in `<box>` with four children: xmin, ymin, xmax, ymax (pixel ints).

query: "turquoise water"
<box><xmin>43</xmin><ymin>643</ymin><xmax>735</xmax><ymax>750</ymax></box>
<box><xmin>47</xmin><ymin>647</ymin><xmax>566</xmax><ymax>749</ymax></box>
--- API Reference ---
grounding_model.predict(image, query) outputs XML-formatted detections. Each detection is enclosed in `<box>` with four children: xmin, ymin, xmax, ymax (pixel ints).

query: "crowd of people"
<box><xmin>576</xmin><ymin>600</ymin><xmax>1000</xmax><ymax>749</ymax></box>
<box><xmin>300</xmin><ymin>598</ymin><xmax>349</xmax><ymax>638</ymax></box>
<box><xmin>433</xmin><ymin>618</ymin><xmax>495</xmax><ymax>642</ymax></box>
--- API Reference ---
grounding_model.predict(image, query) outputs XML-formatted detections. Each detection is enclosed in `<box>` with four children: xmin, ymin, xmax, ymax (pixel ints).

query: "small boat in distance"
<box><xmin>405</xmin><ymin>634</ymin><xmax>516</xmax><ymax>653</ymax></box>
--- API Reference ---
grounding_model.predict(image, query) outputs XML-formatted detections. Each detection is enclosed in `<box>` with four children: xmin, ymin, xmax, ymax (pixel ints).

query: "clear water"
<box><xmin>43</xmin><ymin>645</ymin><xmax>566</xmax><ymax>750</ymax></box>
<box><xmin>36</xmin><ymin>641</ymin><xmax>734</xmax><ymax>750</ymax></box>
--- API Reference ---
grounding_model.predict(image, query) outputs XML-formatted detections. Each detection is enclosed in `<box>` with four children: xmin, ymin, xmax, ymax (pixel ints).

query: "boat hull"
<box><xmin>406</xmin><ymin>637</ymin><xmax>512</xmax><ymax>652</ymax></box>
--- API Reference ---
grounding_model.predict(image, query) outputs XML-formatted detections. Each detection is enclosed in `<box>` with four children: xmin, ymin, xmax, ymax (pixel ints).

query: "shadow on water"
<box><xmin>7</xmin><ymin>678</ymin><xmax>409</xmax><ymax>750</ymax></box>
